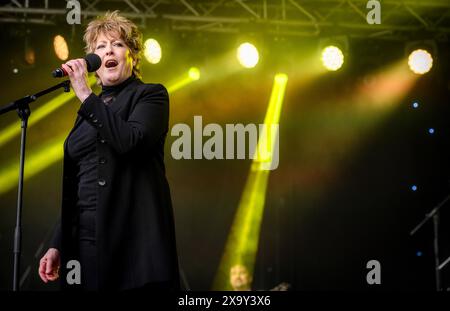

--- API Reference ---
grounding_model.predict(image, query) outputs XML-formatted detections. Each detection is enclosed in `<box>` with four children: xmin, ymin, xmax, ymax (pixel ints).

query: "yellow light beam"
<box><xmin>212</xmin><ymin>73</ymin><xmax>288</xmax><ymax>290</ymax></box>
<box><xmin>0</xmin><ymin>135</ymin><xmax>65</xmax><ymax>196</ymax></box>
<box><xmin>0</xmin><ymin>75</ymin><xmax>97</xmax><ymax>149</ymax></box>
<box><xmin>353</xmin><ymin>59</ymin><xmax>419</xmax><ymax>110</ymax></box>
<box><xmin>166</xmin><ymin>67</ymin><xmax>200</xmax><ymax>93</ymax></box>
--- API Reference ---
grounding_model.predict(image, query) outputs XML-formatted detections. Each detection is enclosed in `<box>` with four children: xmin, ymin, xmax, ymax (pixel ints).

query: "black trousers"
<box><xmin>78</xmin><ymin>239</ymin><xmax>98</xmax><ymax>291</ymax></box>
<box><xmin>78</xmin><ymin>239</ymin><xmax>179</xmax><ymax>291</ymax></box>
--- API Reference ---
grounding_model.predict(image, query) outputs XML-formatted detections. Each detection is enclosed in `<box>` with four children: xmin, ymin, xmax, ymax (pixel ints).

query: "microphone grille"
<box><xmin>85</xmin><ymin>53</ymin><xmax>102</xmax><ymax>72</ymax></box>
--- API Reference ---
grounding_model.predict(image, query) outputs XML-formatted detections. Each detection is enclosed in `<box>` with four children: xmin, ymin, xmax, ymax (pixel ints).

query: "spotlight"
<box><xmin>24</xmin><ymin>47</ymin><xmax>35</xmax><ymax>65</ymax></box>
<box><xmin>319</xmin><ymin>36</ymin><xmax>348</xmax><ymax>72</ymax></box>
<box><xmin>237</xmin><ymin>42</ymin><xmax>259</xmax><ymax>68</ymax></box>
<box><xmin>144</xmin><ymin>38</ymin><xmax>162</xmax><ymax>64</ymax></box>
<box><xmin>408</xmin><ymin>49</ymin><xmax>433</xmax><ymax>75</ymax></box>
<box><xmin>405</xmin><ymin>40</ymin><xmax>437</xmax><ymax>75</ymax></box>
<box><xmin>321</xmin><ymin>46</ymin><xmax>344</xmax><ymax>71</ymax></box>
<box><xmin>188</xmin><ymin>67</ymin><xmax>200</xmax><ymax>80</ymax></box>
<box><xmin>53</xmin><ymin>35</ymin><xmax>69</xmax><ymax>61</ymax></box>
<box><xmin>24</xmin><ymin>36</ymin><xmax>35</xmax><ymax>66</ymax></box>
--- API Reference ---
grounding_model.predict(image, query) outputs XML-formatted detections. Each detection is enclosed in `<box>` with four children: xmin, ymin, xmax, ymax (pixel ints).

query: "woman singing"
<box><xmin>38</xmin><ymin>11</ymin><xmax>179</xmax><ymax>291</ymax></box>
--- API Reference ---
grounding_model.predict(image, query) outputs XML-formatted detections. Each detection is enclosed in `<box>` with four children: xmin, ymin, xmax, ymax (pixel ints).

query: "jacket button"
<box><xmin>89</xmin><ymin>113</ymin><xmax>94</xmax><ymax>118</ymax></box>
<box><xmin>92</xmin><ymin>119</ymin><xmax>98</xmax><ymax>124</ymax></box>
<box><xmin>98</xmin><ymin>123</ymin><xmax>103</xmax><ymax>128</ymax></box>
<box><xmin>99</xmin><ymin>157</ymin><xmax>107</xmax><ymax>164</ymax></box>
<box><xmin>98</xmin><ymin>179</ymin><xmax>106</xmax><ymax>187</ymax></box>
<box><xmin>100</xmin><ymin>139</ymin><xmax>106</xmax><ymax>144</ymax></box>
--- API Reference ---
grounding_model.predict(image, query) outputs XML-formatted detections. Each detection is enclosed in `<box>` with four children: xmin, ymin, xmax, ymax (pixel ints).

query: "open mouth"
<box><xmin>105</xmin><ymin>59</ymin><xmax>118</xmax><ymax>68</ymax></box>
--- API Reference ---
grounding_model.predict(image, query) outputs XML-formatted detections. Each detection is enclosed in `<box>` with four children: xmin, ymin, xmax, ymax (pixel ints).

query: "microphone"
<box><xmin>52</xmin><ymin>53</ymin><xmax>102</xmax><ymax>78</ymax></box>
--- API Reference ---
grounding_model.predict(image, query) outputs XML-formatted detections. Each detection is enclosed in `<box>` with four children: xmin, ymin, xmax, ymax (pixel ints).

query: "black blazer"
<box><xmin>50</xmin><ymin>78</ymin><xmax>179</xmax><ymax>290</ymax></box>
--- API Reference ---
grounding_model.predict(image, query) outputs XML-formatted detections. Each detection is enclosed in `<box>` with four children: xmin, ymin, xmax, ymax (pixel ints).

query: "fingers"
<box><xmin>75</xmin><ymin>58</ymin><xmax>87</xmax><ymax>70</ymax></box>
<box><xmin>39</xmin><ymin>251</ymin><xmax>60</xmax><ymax>283</ymax></box>
<box><xmin>64</xmin><ymin>58</ymin><xmax>86</xmax><ymax>75</ymax></box>
<box><xmin>45</xmin><ymin>257</ymin><xmax>54</xmax><ymax>275</ymax></box>
<box><xmin>45</xmin><ymin>257</ymin><xmax>59</xmax><ymax>280</ymax></box>
<box><xmin>62</xmin><ymin>58</ymin><xmax>92</xmax><ymax>102</ymax></box>
<box><xmin>39</xmin><ymin>258</ymin><xmax>48</xmax><ymax>283</ymax></box>
<box><xmin>67</xmin><ymin>60</ymin><xmax>80</xmax><ymax>74</ymax></box>
<box><xmin>46</xmin><ymin>272</ymin><xmax>59</xmax><ymax>281</ymax></box>
<box><xmin>61</xmin><ymin>63</ymin><xmax>73</xmax><ymax>76</ymax></box>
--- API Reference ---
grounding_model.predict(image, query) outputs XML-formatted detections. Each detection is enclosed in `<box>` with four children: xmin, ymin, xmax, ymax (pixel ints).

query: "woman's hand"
<box><xmin>38</xmin><ymin>248</ymin><xmax>60</xmax><ymax>283</ymax></box>
<box><xmin>62</xmin><ymin>59</ymin><xmax>93</xmax><ymax>103</ymax></box>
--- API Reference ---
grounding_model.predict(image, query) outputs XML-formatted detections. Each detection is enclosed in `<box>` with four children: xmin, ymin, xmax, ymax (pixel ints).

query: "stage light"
<box><xmin>408</xmin><ymin>49</ymin><xmax>433</xmax><ymax>75</ymax></box>
<box><xmin>22</xmin><ymin>32</ymin><xmax>36</xmax><ymax>66</ymax></box>
<box><xmin>411</xmin><ymin>185</ymin><xmax>417</xmax><ymax>191</ymax></box>
<box><xmin>53</xmin><ymin>35</ymin><xmax>69</xmax><ymax>61</ymax></box>
<box><xmin>412</xmin><ymin>102</ymin><xmax>419</xmax><ymax>109</ymax></box>
<box><xmin>144</xmin><ymin>38</ymin><xmax>162</xmax><ymax>64</ymax></box>
<box><xmin>321</xmin><ymin>46</ymin><xmax>344</xmax><ymax>71</ymax></box>
<box><xmin>24</xmin><ymin>47</ymin><xmax>35</xmax><ymax>65</ymax></box>
<box><xmin>24</xmin><ymin>36</ymin><xmax>35</xmax><ymax>66</ymax></box>
<box><xmin>188</xmin><ymin>67</ymin><xmax>200</xmax><ymax>80</ymax></box>
<box><xmin>237</xmin><ymin>42</ymin><xmax>259</xmax><ymax>68</ymax></box>
<box><xmin>428</xmin><ymin>128</ymin><xmax>435</xmax><ymax>134</ymax></box>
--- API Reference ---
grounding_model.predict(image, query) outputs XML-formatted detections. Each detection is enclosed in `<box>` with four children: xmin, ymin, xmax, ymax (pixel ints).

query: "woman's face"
<box><xmin>94</xmin><ymin>31</ymin><xmax>134</xmax><ymax>86</ymax></box>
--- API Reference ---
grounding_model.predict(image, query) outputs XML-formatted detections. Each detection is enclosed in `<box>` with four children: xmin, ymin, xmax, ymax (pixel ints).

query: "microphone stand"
<box><xmin>0</xmin><ymin>80</ymin><xmax>71</xmax><ymax>291</ymax></box>
<box><xmin>410</xmin><ymin>193</ymin><xmax>450</xmax><ymax>291</ymax></box>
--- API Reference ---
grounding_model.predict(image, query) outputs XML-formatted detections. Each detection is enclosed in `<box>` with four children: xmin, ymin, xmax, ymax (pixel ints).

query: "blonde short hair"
<box><xmin>83</xmin><ymin>11</ymin><xmax>143</xmax><ymax>82</ymax></box>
